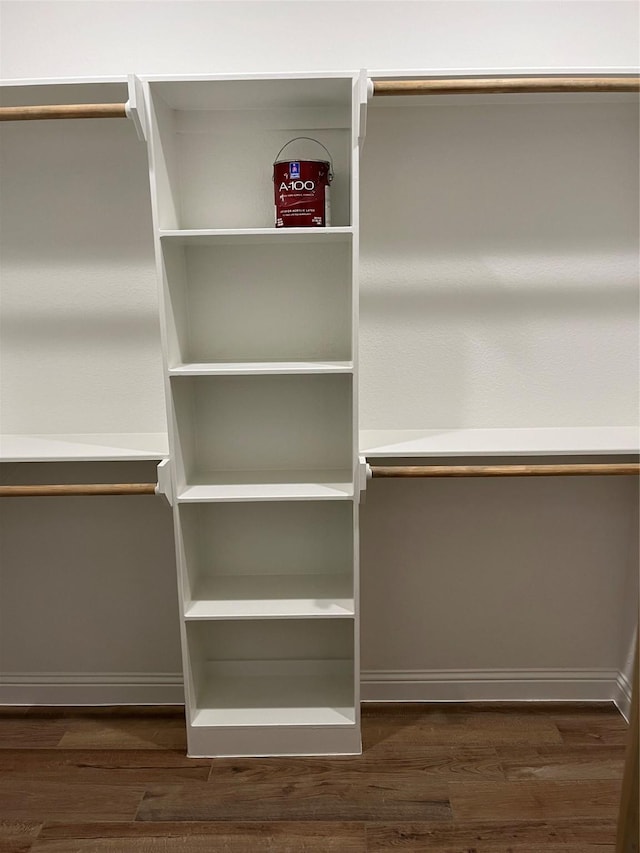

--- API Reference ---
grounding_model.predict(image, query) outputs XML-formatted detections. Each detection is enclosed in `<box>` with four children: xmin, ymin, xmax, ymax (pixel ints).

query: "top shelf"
<box><xmin>146</xmin><ymin>74</ymin><xmax>356</xmax><ymax>112</ymax></box>
<box><xmin>146</xmin><ymin>75</ymin><xmax>356</xmax><ymax>231</ymax></box>
<box><xmin>360</xmin><ymin>427</ymin><xmax>640</xmax><ymax>458</ymax></box>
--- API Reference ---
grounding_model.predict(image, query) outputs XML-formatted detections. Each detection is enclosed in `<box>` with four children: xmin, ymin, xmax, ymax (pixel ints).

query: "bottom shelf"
<box><xmin>185</xmin><ymin>616</ymin><xmax>356</xmax><ymax>755</ymax></box>
<box><xmin>191</xmin><ymin>660</ymin><xmax>355</xmax><ymax>728</ymax></box>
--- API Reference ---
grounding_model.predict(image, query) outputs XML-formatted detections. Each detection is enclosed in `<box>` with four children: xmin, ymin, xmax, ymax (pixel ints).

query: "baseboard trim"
<box><xmin>614</xmin><ymin>670</ymin><xmax>633</xmax><ymax>722</ymax></box>
<box><xmin>361</xmin><ymin>668</ymin><xmax>622</xmax><ymax>704</ymax></box>
<box><xmin>0</xmin><ymin>668</ymin><xmax>626</xmax><ymax>709</ymax></box>
<box><xmin>0</xmin><ymin>673</ymin><xmax>185</xmax><ymax>705</ymax></box>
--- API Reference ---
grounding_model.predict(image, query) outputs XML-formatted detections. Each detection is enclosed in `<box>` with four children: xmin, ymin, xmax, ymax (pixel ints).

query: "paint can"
<box><xmin>273</xmin><ymin>137</ymin><xmax>333</xmax><ymax>227</ymax></box>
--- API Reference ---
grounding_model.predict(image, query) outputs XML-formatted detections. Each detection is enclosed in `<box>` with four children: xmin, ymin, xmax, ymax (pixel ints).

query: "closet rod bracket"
<box><xmin>358</xmin><ymin>456</ymin><xmax>372</xmax><ymax>503</ymax></box>
<box><xmin>155</xmin><ymin>459</ymin><xmax>173</xmax><ymax>506</ymax></box>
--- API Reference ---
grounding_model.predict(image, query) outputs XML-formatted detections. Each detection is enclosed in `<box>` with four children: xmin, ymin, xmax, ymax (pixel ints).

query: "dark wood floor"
<box><xmin>0</xmin><ymin>703</ymin><xmax>628</xmax><ymax>852</ymax></box>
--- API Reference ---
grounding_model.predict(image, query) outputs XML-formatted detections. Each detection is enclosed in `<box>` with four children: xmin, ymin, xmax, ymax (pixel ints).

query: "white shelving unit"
<box><xmin>142</xmin><ymin>72</ymin><xmax>365</xmax><ymax>756</ymax></box>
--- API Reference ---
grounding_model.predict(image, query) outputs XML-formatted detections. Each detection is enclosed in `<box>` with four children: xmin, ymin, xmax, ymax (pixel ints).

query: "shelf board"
<box><xmin>359</xmin><ymin>427</ymin><xmax>640</xmax><ymax>458</ymax></box>
<box><xmin>159</xmin><ymin>227</ymin><xmax>353</xmax><ymax>245</ymax></box>
<box><xmin>0</xmin><ymin>433</ymin><xmax>169</xmax><ymax>463</ymax></box>
<box><xmin>185</xmin><ymin>574</ymin><xmax>354</xmax><ymax>620</ymax></box>
<box><xmin>191</xmin><ymin>659</ymin><xmax>355</xmax><ymax>728</ymax></box>
<box><xmin>169</xmin><ymin>361</ymin><xmax>353</xmax><ymax>377</ymax></box>
<box><xmin>146</xmin><ymin>74</ymin><xmax>355</xmax><ymax>112</ymax></box>
<box><xmin>178</xmin><ymin>470</ymin><xmax>354</xmax><ymax>502</ymax></box>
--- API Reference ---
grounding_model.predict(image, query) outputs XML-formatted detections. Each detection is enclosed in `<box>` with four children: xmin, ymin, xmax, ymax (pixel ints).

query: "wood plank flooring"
<box><xmin>0</xmin><ymin>703</ymin><xmax>628</xmax><ymax>852</ymax></box>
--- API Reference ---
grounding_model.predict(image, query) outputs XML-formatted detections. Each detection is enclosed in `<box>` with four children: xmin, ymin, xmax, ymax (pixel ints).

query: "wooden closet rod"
<box><xmin>0</xmin><ymin>103</ymin><xmax>128</xmax><ymax>121</ymax></box>
<box><xmin>372</xmin><ymin>76</ymin><xmax>640</xmax><ymax>96</ymax></box>
<box><xmin>0</xmin><ymin>483</ymin><xmax>156</xmax><ymax>497</ymax></box>
<box><xmin>371</xmin><ymin>463</ymin><xmax>640</xmax><ymax>478</ymax></box>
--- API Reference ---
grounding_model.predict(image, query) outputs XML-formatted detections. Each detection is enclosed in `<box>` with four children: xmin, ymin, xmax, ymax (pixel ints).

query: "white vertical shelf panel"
<box><xmin>350</xmin><ymin>72</ymin><xmax>365</xmax><ymax>737</ymax></box>
<box><xmin>143</xmin><ymin>72</ymin><xmax>362</xmax><ymax>758</ymax></box>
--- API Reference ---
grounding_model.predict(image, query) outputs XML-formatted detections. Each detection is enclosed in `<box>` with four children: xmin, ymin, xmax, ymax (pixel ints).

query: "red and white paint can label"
<box><xmin>274</xmin><ymin>158</ymin><xmax>331</xmax><ymax>227</ymax></box>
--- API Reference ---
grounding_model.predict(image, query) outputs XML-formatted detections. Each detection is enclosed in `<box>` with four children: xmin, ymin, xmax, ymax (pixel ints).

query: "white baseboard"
<box><xmin>0</xmin><ymin>669</ymin><xmax>626</xmax><ymax>710</ymax></box>
<box><xmin>614</xmin><ymin>670</ymin><xmax>633</xmax><ymax>722</ymax></box>
<box><xmin>361</xmin><ymin>668</ymin><xmax>623</xmax><ymax>704</ymax></box>
<box><xmin>0</xmin><ymin>673</ymin><xmax>184</xmax><ymax>705</ymax></box>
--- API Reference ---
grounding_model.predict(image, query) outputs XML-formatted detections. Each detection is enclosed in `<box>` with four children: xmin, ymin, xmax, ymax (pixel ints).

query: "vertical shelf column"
<box><xmin>142</xmin><ymin>72</ymin><xmax>365</xmax><ymax>757</ymax></box>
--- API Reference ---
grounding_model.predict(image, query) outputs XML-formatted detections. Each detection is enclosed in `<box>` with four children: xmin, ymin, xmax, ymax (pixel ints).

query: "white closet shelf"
<box><xmin>185</xmin><ymin>574</ymin><xmax>354</xmax><ymax>620</ymax></box>
<box><xmin>359</xmin><ymin>427</ymin><xmax>640</xmax><ymax>458</ymax></box>
<box><xmin>178</xmin><ymin>470</ymin><xmax>354</xmax><ymax>503</ymax></box>
<box><xmin>159</xmin><ymin>228</ymin><xmax>353</xmax><ymax>245</ymax></box>
<box><xmin>0</xmin><ymin>433</ymin><xmax>169</xmax><ymax>463</ymax></box>
<box><xmin>9</xmin><ymin>429</ymin><xmax>631</xmax><ymax>465</ymax></box>
<box><xmin>191</xmin><ymin>660</ymin><xmax>355</xmax><ymax>728</ymax></box>
<box><xmin>169</xmin><ymin>361</ymin><xmax>353</xmax><ymax>376</ymax></box>
<box><xmin>145</xmin><ymin>73</ymin><xmax>355</xmax><ymax>112</ymax></box>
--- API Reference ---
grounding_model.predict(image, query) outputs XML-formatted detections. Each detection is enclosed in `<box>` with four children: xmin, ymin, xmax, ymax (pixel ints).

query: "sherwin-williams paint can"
<box><xmin>273</xmin><ymin>137</ymin><xmax>333</xmax><ymax>227</ymax></box>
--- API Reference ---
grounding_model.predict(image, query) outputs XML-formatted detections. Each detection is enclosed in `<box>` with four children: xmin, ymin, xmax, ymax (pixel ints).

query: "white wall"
<box><xmin>0</xmin><ymin>0</ymin><xmax>638</xmax><ymax>707</ymax></box>
<box><xmin>360</xmin><ymin>472</ymin><xmax>639</xmax><ymax>700</ymax></box>
<box><xmin>1</xmin><ymin>1</ymin><xmax>639</xmax><ymax>77</ymax></box>
<box><xmin>0</xmin><ymin>463</ymin><xmax>182</xmax><ymax>704</ymax></box>
<box><xmin>0</xmin><ymin>83</ymin><xmax>165</xmax><ymax>435</ymax></box>
<box><xmin>360</xmin><ymin>97</ymin><xmax>639</xmax><ymax>429</ymax></box>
